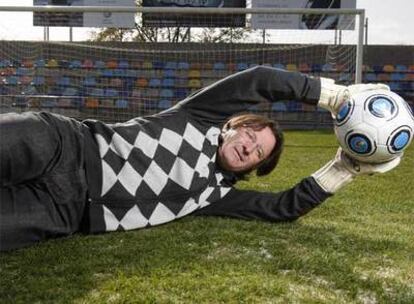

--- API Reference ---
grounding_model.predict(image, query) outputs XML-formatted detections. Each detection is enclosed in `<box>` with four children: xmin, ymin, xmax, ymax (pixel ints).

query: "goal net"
<box><xmin>0</xmin><ymin>6</ymin><xmax>363</xmax><ymax>128</ymax></box>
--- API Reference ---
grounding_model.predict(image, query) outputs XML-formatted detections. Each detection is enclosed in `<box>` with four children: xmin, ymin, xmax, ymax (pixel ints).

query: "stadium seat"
<box><xmin>103</xmin><ymin>69</ymin><xmax>114</xmax><ymax>77</ymax></box>
<box><xmin>177</xmin><ymin>61</ymin><xmax>190</xmax><ymax>70</ymax></box>
<box><xmin>377</xmin><ymin>73</ymin><xmax>391</xmax><ymax>81</ymax></box>
<box><xmin>48</xmin><ymin>86</ymin><xmax>64</xmax><ymax>96</ymax></box>
<box><xmin>390</xmin><ymin>73</ymin><xmax>406</xmax><ymax>81</ymax></box>
<box><xmin>15</xmin><ymin>67</ymin><xmax>31</xmax><ymax>76</ymax></box>
<box><xmin>163</xmin><ymin>69</ymin><xmax>176</xmax><ymax>78</ymax></box>
<box><xmin>69</xmin><ymin>60</ymin><xmax>82</xmax><ymax>69</ymax></box>
<box><xmin>364</xmin><ymin>73</ymin><xmax>377</xmax><ymax>82</ymax></box>
<box><xmin>88</xmin><ymin>88</ymin><xmax>104</xmax><ymax>97</ymax></box>
<box><xmin>190</xmin><ymin>62</ymin><xmax>202</xmax><ymax>70</ymax></box>
<box><xmin>118</xmin><ymin>60</ymin><xmax>129</xmax><ymax>69</ymax></box>
<box><xmin>115</xmin><ymin>99</ymin><xmax>129</xmax><ymax>109</ymax></box>
<box><xmin>160</xmin><ymin>89</ymin><xmax>174</xmax><ymax>99</ymax></box>
<box><xmin>0</xmin><ymin>59</ymin><xmax>12</xmax><ymax>68</ymax></box>
<box><xmin>94</xmin><ymin>60</ymin><xmax>106</xmax><ymax>69</ymax></box>
<box><xmin>372</xmin><ymin>65</ymin><xmax>384</xmax><ymax>73</ymax></box>
<box><xmin>271</xmin><ymin>102</ymin><xmax>287</xmax><ymax>112</ymax></box>
<box><xmin>162</xmin><ymin>78</ymin><xmax>175</xmax><ymax>88</ymax></box>
<box><xmin>56</xmin><ymin>77</ymin><xmax>71</xmax><ymax>87</ymax></box>
<box><xmin>188</xmin><ymin>79</ymin><xmax>202</xmax><ymax>89</ymax></box>
<box><xmin>148</xmin><ymin>78</ymin><xmax>161</xmax><ymax>87</ymax></box>
<box><xmin>136</xmin><ymin>77</ymin><xmax>149</xmax><ymax>87</ymax></box>
<box><xmin>408</xmin><ymin>65</ymin><xmax>414</xmax><ymax>72</ymax></box>
<box><xmin>395</xmin><ymin>64</ymin><xmax>408</xmax><ymax>72</ymax></box>
<box><xmin>153</xmin><ymin>61</ymin><xmax>164</xmax><ymax>70</ymax></box>
<box><xmin>85</xmin><ymin>98</ymin><xmax>99</xmax><ymax>108</ymax></box>
<box><xmin>46</xmin><ymin>59</ymin><xmax>59</xmax><ymax>68</ymax></box>
<box><xmin>165</xmin><ymin>61</ymin><xmax>178</xmax><ymax>70</ymax></box>
<box><xmin>40</xmin><ymin>99</ymin><xmax>57</xmax><ymax>108</ymax></box>
<box><xmin>105</xmin><ymin>88</ymin><xmax>119</xmax><ymax>98</ymax></box>
<box><xmin>110</xmin><ymin>78</ymin><xmax>123</xmax><ymax>87</ymax></box>
<box><xmin>388</xmin><ymin>82</ymin><xmax>401</xmax><ymax>91</ymax></box>
<box><xmin>202</xmin><ymin>63</ymin><xmax>213</xmax><ymax>70</ymax></box>
<box><xmin>142</xmin><ymin>61</ymin><xmax>153</xmax><ymax>70</ymax></box>
<box><xmin>158</xmin><ymin>99</ymin><xmax>172</xmax><ymax>109</ymax></box>
<box><xmin>106</xmin><ymin>60</ymin><xmax>118</xmax><ymax>69</ymax></box>
<box><xmin>286</xmin><ymin>64</ymin><xmax>297</xmax><ymax>71</ymax></box>
<box><xmin>383</xmin><ymin>64</ymin><xmax>395</xmax><ymax>72</ymax></box>
<box><xmin>236</xmin><ymin>63</ymin><xmax>249</xmax><ymax>71</ymax></box>
<box><xmin>188</xmin><ymin>70</ymin><xmax>201</xmax><ymax>78</ymax></box>
<box><xmin>362</xmin><ymin>64</ymin><xmax>373</xmax><ymax>72</ymax></box>
<box><xmin>286</xmin><ymin>101</ymin><xmax>302</xmax><ymax>112</ymax></box>
<box><xmin>62</xmin><ymin>87</ymin><xmax>79</xmax><ymax>96</ymax></box>
<box><xmin>175</xmin><ymin>88</ymin><xmax>188</xmax><ymax>99</ymax></box>
<box><xmin>213</xmin><ymin>62</ymin><xmax>226</xmax><ymax>70</ymax></box>
<box><xmin>83</xmin><ymin>77</ymin><xmax>97</xmax><ymax>86</ymax></box>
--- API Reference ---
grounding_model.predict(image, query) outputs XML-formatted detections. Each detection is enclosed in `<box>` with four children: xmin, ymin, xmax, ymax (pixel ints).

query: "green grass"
<box><xmin>1</xmin><ymin>130</ymin><xmax>413</xmax><ymax>303</ymax></box>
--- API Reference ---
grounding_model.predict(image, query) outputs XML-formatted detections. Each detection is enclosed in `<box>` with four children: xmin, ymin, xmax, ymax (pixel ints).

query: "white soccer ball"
<box><xmin>334</xmin><ymin>89</ymin><xmax>414</xmax><ymax>163</ymax></box>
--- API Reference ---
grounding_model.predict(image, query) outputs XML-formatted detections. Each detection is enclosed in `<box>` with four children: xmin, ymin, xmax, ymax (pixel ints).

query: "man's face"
<box><xmin>217</xmin><ymin>126</ymin><xmax>276</xmax><ymax>173</ymax></box>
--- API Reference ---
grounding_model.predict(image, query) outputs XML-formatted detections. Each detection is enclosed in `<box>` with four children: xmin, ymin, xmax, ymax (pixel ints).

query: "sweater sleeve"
<box><xmin>176</xmin><ymin>65</ymin><xmax>321</xmax><ymax>124</ymax></box>
<box><xmin>192</xmin><ymin>177</ymin><xmax>332</xmax><ymax>222</ymax></box>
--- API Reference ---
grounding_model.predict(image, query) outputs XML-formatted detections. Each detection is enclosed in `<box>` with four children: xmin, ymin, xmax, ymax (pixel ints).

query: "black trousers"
<box><xmin>0</xmin><ymin>112</ymin><xmax>88</xmax><ymax>251</ymax></box>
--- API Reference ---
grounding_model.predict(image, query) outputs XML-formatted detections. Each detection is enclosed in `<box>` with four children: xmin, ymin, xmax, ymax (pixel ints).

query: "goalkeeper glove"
<box><xmin>311</xmin><ymin>148</ymin><xmax>401</xmax><ymax>193</ymax></box>
<box><xmin>318</xmin><ymin>78</ymin><xmax>391</xmax><ymax>115</ymax></box>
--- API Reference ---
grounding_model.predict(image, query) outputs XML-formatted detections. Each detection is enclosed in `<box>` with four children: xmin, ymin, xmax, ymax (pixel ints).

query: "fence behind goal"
<box><xmin>0</xmin><ymin>6</ymin><xmax>364</xmax><ymax>128</ymax></box>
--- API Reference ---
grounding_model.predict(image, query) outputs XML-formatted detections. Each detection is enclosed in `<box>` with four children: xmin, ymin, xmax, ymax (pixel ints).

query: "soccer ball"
<box><xmin>334</xmin><ymin>89</ymin><xmax>414</xmax><ymax>163</ymax></box>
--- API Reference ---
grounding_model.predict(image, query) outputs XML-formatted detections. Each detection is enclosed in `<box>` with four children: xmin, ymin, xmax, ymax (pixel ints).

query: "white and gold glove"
<box><xmin>318</xmin><ymin>78</ymin><xmax>391</xmax><ymax>115</ymax></box>
<box><xmin>311</xmin><ymin>148</ymin><xmax>401</xmax><ymax>193</ymax></box>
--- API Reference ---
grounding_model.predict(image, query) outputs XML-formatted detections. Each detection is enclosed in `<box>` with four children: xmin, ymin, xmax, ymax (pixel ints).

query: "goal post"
<box><xmin>0</xmin><ymin>5</ymin><xmax>365</xmax><ymax>127</ymax></box>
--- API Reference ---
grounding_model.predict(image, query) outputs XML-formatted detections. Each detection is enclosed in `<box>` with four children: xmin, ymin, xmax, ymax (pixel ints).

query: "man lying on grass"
<box><xmin>0</xmin><ymin>66</ymin><xmax>400</xmax><ymax>252</ymax></box>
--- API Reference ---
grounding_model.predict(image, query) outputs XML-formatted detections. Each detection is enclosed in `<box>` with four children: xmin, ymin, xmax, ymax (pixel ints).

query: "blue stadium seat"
<box><xmin>41</xmin><ymin>99</ymin><xmax>58</xmax><ymax>108</ymax></box>
<box><xmin>395</xmin><ymin>64</ymin><xmax>408</xmax><ymax>72</ymax></box>
<box><xmin>153</xmin><ymin>61</ymin><xmax>164</xmax><ymax>69</ymax></box>
<box><xmin>158</xmin><ymin>99</ymin><xmax>172</xmax><ymax>109</ymax></box>
<box><xmin>69</xmin><ymin>60</ymin><xmax>82</xmax><ymax>69</ymax></box>
<box><xmin>31</xmin><ymin>76</ymin><xmax>45</xmax><ymax>86</ymax></box>
<box><xmin>15</xmin><ymin>67</ymin><xmax>31</xmax><ymax>76</ymax></box>
<box><xmin>322</xmin><ymin>63</ymin><xmax>334</xmax><ymax>72</ymax></box>
<box><xmin>94</xmin><ymin>60</ymin><xmax>106</xmax><ymax>69</ymax></box>
<box><xmin>115</xmin><ymin>99</ymin><xmax>129</xmax><ymax>108</ymax></box>
<box><xmin>390</xmin><ymin>73</ymin><xmax>406</xmax><ymax>81</ymax></box>
<box><xmin>364</xmin><ymin>73</ymin><xmax>377</xmax><ymax>82</ymax></box>
<box><xmin>48</xmin><ymin>86</ymin><xmax>64</xmax><ymax>96</ymax></box>
<box><xmin>177</xmin><ymin>62</ymin><xmax>190</xmax><ymax>70</ymax></box>
<box><xmin>388</xmin><ymin>82</ymin><xmax>401</xmax><ymax>91</ymax></box>
<box><xmin>272</xmin><ymin>102</ymin><xmax>287</xmax><ymax>112</ymax></box>
<box><xmin>236</xmin><ymin>63</ymin><xmax>249</xmax><ymax>71</ymax></box>
<box><xmin>62</xmin><ymin>87</ymin><xmax>79</xmax><ymax>96</ymax></box>
<box><xmin>149</xmin><ymin>78</ymin><xmax>161</xmax><ymax>87</ymax></box>
<box><xmin>163</xmin><ymin>69</ymin><xmax>176</xmax><ymax>78</ymax></box>
<box><xmin>273</xmin><ymin>63</ymin><xmax>285</xmax><ymax>70</ymax></box>
<box><xmin>165</xmin><ymin>61</ymin><xmax>178</xmax><ymax>70</ymax></box>
<box><xmin>118</xmin><ymin>60</ymin><xmax>129</xmax><ymax>69</ymax></box>
<box><xmin>162</xmin><ymin>78</ymin><xmax>175</xmax><ymax>88</ymax></box>
<box><xmin>103</xmin><ymin>69</ymin><xmax>114</xmax><ymax>77</ymax></box>
<box><xmin>160</xmin><ymin>89</ymin><xmax>174</xmax><ymax>99</ymax></box>
<box><xmin>105</xmin><ymin>88</ymin><xmax>119</xmax><ymax>98</ymax></box>
<box><xmin>83</xmin><ymin>77</ymin><xmax>97</xmax><ymax>86</ymax></box>
<box><xmin>372</xmin><ymin>65</ymin><xmax>383</xmax><ymax>73</ymax></box>
<box><xmin>88</xmin><ymin>88</ymin><xmax>104</xmax><ymax>97</ymax></box>
<box><xmin>56</xmin><ymin>77</ymin><xmax>71</xmax><ymax>87</ymax></box>
<box><xmin>213</xmin><ymin>62</ymin><xmax>226</xmax><ymax>70</ymax></box>
<box><xmin>175</xmin><ymin>88</ymin><xmax>188</xmax><ymax>99</ymax></box>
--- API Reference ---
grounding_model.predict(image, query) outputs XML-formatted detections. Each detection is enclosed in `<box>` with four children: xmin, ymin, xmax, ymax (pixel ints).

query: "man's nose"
<box><xmin>243</xmin><ymin>141</ymin><xmax>256</xmax><ymax>154</ymax></box>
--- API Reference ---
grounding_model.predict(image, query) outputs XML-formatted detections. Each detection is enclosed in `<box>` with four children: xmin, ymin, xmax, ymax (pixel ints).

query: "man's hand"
<box><xmin>318</xmin><ymin>78</ymin><xmax>390</xmax><ymax>115</ymax></box>
<box><xmin>311</xmin><ymin>148</ymin><xmax>401</xmax><ymax>193</ymax></box>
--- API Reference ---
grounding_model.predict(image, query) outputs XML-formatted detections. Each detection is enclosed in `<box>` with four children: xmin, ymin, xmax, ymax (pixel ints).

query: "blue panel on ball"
<box><xmin>369</xmin><ymin>97</ymin><xmax>395</xmax><ymax>118</ymax></box>
<box><xmin>392</xmin><ymin>130</ymin><xmax>410</xmax><ymax>150</ymax></box>
<box><xmin>348</xmin><ymin>134</ymin><xmax>372</xmax><ymax>154</ymax></box>
<box><xmin>336</xmin><ymin>102</ymin><xmax>351</xmax><ymax>122</ymax></box>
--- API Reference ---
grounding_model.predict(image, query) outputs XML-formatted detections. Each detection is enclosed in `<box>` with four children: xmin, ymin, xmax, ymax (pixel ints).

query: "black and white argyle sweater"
<box><xmin>82</xmin><ymin>66</ymin><xmax>331</xmax><ymax>233</ymax></box>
